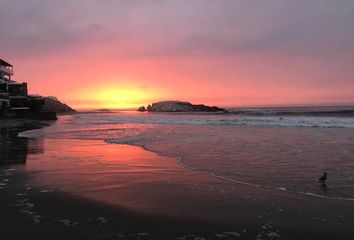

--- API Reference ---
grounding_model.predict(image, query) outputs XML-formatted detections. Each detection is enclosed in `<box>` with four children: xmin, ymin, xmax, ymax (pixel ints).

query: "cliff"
<box><xmin>138</xmin><ymin>101</ymin><xmax>226</xmax><ymax>112</ymax></box>
<box><xmin>40</xmin><ymin>97</ymin><xmax>76</xmax><ymax>114</ymax></box>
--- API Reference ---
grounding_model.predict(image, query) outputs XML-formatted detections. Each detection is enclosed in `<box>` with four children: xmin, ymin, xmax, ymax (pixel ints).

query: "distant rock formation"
<box><xmin>138</xmin><ymin>101</ymin><xmax>227</xmax><ymax>112</ymax></box>
<box><xmin>40</xmin><ymin>97</ymin><xmax>76</xmax><ymax>114</ymax></box>
<box><xmin>94</xmin><ymin>108</ymin><xmax>112</xmax><ymax>112</ymax></box>
<box><xmin>137</xmin><ymin>106</ymin><xmax>146</xmax><ymax>112</ymax></box>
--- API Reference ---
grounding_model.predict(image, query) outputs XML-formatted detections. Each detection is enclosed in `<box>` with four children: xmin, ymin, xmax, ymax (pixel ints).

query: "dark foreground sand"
<box><xmin>1</xmin><ymin>120</ymin><xmax>354</xmax><ymax>240</ymax></box>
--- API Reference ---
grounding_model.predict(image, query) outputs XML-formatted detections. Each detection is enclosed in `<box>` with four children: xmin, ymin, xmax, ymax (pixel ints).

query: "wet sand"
<box><xmin>1</xmin><ymin>121</ymin><xmax>354</xmax><ymax>239</ymax></box>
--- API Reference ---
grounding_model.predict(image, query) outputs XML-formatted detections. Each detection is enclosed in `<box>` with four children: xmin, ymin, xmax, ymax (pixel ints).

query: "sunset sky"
<box><xmin>1</xmin><ymin>0</ymin><xmax>354</xmax><ymax>109</ymax></box>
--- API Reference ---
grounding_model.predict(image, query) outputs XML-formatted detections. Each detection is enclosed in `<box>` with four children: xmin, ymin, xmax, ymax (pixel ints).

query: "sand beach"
<box><xmin>1</xmin><ymin>119</ymin><xmax>354</xmax><ymax>240</ymax></box>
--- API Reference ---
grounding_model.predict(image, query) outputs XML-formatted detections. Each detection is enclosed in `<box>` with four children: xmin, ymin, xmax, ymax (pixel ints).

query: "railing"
<box><xmin>0</xmin><ymin>66</ymin><xmax>13</xmax><ymax>75</ymax></box>
<box><xmin>0</xmin><ymin>93</ymin><xmax>9</xmax><ymax>99</ymax></box>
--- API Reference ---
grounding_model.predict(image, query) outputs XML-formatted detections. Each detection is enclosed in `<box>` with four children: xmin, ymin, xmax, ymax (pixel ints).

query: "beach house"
<box><xmin>0</xmin><ymin>59</ymin><xmax>29</xmax><ymax>113</ymax></box>
<box><xmin>0</xmin><ymin>58</ymin><xmax>62</xmax><ymax>119</ymax></box>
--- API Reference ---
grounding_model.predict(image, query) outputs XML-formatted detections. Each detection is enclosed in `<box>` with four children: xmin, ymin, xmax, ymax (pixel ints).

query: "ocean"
<box><xmin>20</xmin><ymin>106</ymin><xmax>354</xmax><ymax>200</ymax></box>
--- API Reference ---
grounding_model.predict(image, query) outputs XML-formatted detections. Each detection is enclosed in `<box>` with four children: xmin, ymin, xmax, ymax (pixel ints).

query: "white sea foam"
<box><xmin>77</xmin><ymin>113</ymin><xmax>354</xmax><ymax>128</ymax></box>
<box><xmin>18</xmin><ymin>111</ymin><xmax>354</xmax><ymax>141</ymax></box>
<box><xmin>300</xmin><ymin>192</ymin><xmax>354</xmax><ymax>201</ymax></box>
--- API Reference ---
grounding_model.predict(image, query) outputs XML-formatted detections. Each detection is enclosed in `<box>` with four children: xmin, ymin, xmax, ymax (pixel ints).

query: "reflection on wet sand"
<box><xmin>0</xmin><ymin>126</ymin><xmax>44</xmax><ymax>165</ymax></box>
<box><xmin>3</xmin><ymin>134</ymin><xmax>354</xmax><ymax>239</ymax></box>
<box><xmin>25</xmin><ymin>138</ymin><xmax>218</xmax><ymax>215</ymax></box>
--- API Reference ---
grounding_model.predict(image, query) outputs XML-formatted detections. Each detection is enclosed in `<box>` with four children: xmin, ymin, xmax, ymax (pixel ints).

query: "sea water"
<box><xmin>20</xmin><ymin>106</ymin><xmax>354</xmax><ymax>200</ymax></box>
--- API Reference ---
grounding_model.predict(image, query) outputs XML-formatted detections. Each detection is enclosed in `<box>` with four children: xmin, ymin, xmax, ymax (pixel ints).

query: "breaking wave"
<box><xmin>76</xmin><ymin>112</ymin><xmax>354</xmax><ymax>128</ymax></box>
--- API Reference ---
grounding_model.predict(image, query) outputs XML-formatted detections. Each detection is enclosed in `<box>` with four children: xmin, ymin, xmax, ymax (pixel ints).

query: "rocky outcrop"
<box><xmin>94</xmin><ymin>109</ymin><xmax>112</xmax><ymax>112</ymax></box>
<box><xmin>40</xmin><ymin>97</ymin><xmax>76</xmax><ymax>114</ymax></box>
<box><xmin>137</xmin><ymin>106</ymin><xmax>146</xmax><ymax>112</ymax></box>
<box><xmin>138</xmin><ymin>101</ymin><xmax>227</xmax><ymax>112</ymax></box>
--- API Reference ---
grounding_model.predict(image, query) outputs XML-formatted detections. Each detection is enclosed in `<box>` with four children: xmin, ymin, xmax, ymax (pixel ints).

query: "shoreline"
<box><xmin>117</xmin><ymin>141</ymin><xmax>354</xmax><ymax>202</ymax></box>
<box><xmin>1</xmin><ymin>121</ymin><xmax>354</xmax><ymax>239</ymax></box>
<box><xmin>0</xmin><ymin>121</ymin><xmax>255</xmax><ymax>239</ymax></box>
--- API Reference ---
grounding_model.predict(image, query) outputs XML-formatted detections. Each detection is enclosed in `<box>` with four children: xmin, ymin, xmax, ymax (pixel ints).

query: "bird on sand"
<box><xmin>318</xmin><ymin>172</ymin><xmax>327</xmax><ymax>183</ymax></box>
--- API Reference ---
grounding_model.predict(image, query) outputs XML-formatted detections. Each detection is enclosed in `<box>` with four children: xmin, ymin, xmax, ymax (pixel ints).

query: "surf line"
<box><xmin>105</xmin><ymin>138</ymin><xmax>354</xmax><ymax>202</ymax></box>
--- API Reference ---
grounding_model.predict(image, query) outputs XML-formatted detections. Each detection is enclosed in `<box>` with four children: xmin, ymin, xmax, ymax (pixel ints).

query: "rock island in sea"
<box><xmin>138</xmin><ymin>100</ymin><xmax>227</xmax><ymax>112</ymax></box>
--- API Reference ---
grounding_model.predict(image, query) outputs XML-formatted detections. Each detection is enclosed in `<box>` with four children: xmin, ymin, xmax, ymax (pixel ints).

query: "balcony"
<box><xmin>0</xmin><ymin>65</ymin><xmax>13</xmax><ymax>75</ymax></box>
<box><xmin>0</xmin><ymin>93</ymin><xmax>9</xmax><ymax>99</ymax></box>
<box><xmin>8</xmin><ymin>83</ymin><xmax>28</xmax><ymax>96</ymax></box>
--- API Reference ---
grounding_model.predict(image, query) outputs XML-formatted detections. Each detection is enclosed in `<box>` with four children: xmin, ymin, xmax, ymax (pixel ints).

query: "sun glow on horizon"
<box><xmin>69</xmin><ymin>85</ymin><xmax>161</xmax><ymax>109</ymax></box>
